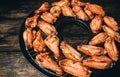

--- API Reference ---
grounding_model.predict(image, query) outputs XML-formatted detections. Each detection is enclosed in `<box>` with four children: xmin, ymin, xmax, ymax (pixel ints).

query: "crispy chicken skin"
<box><xmin>25</xmin><ymin>14</ymin><xmax>39</xmax><ymax>28</ymax></box>
<box><xmin>89</xmin><ymin>32</ymin><xmax>108</xmax><ymax>45</ymax></box>
<box><xmin>52</xmin><ymin>0</ymin><xmax>70</xmax><ymax>7</ymax></box>
<box><xmin>90</xmin><ymin>15</ymin><xmax>102</xmax><ymax>34</ymax></box>
<box><xmin>23</xmin><ymin>28</ymin><xmax>34</xmax><ymax>49</ymax></box>
<box><xmin>77</xmin><ymin>45</ymin><xmax>106</xmax><ymax>56</ymax></box>
<box><xmin>84</xmin><ymin>6</ymin><xmax>94</xmax><ymax>19</ymax></box>
<box><xmin>83</xmin><ymin>56</ymin><xmax>112</xmax><ymax>69</ymax></box>
<box><xmin>104</xmin><ymin>37</ymin><xmax>119</xmax><ymax>61</ymax></box>
<box><xmin>86</xmin><ymin>4</ymin><xmax>105</xmax><ymax>16</ymax></box>
<box><xmin>36</xmin><ymin>52</ymin><xmax>63</xmax><ymax>75</ymax></box>
<box><xmin>60</xmin><ymin>41</ymin><xmax>82</xmax><ymax>61</ymax></box>
<box><xmin>50</xmin><ymin>6</ymin><xmax>61</xmax><ymax>18</ymax></box>
<box><xmin>71</xmin><ymin>0</ymin><xmax>87</xmax><ymax>6</ymax></box>
<box><xmin>37</xmin><ymin>21</ymin><xmax>57</xmax><ymax>35</ymax></box>
<box><xmin>59</xmin><ymin>59</ymin><xmax>91</xmax><ymax>77</ymax></box>
<box><xmin>72</xmin><ymin>5</ymin><xmax>88</xmax><ymax>21</ymax></box>
<box><xmin>41</xmin><ymin>12</ymin><xmax>57</xmax><ymax>24</ymax></box>
<box><xmin>44</xmin><ymin>35</ymin><xmax>60</xmax><ymax>59</ymax></box>
<box><xmin>35</xmin><ymin>2</ymin><xmax>50</xmax><ymax>14</ymax></box>
<box><xmin>103</xmin><ymin>16</ymin><xmax>119</xmax><ymax>31</ymax></box>
<box><xmin>61</xmin><ymin>5</ymin><xmax>76</xmax><ymax>17</ymax></box>
<box><xmin>33</xmin><ymin>30</ymin><xmax>46</xmax><ymax>52</ymax></box>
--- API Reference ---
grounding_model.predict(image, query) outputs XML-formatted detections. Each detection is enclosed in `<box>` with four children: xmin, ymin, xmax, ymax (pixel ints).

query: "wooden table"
<box><xmin>0</xmin><ymin>0</ymin><xmax>120</xmax><ymax>77</ymax></box>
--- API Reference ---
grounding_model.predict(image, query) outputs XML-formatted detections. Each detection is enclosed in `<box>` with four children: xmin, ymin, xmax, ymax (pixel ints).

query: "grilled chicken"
<box><xmin>25</xmin><ymin>14</ymin><xmax>39</xmax><ymax>28</ymax></box>
<box><xmin>71</xmin><ymin>0</ymin><xmax>87</xmax><ymax>6</ymax></box>
<box><xmin>52</xmin><ymin>0</ymin><xmax>70</xmax><ymax>7</ymax></box>
<box><xmin>33</xmin><ymin>30</ymin><xmax>46</xmax><ymax>52</ymax></box>
<box><xmin>104</xmin><ymin>37</ymin><xmax>119</xmax><ymax>61</ymax></box>
<box><xmin>37</xmin><ymin>21</ymin><xmax>57</xmax><ymax>35</ymax></box>
<box><xmin>103</xmin><ymin>16</ymin><xmax>119</xmax><ymax>31</ymax></box>
<box><xmin>41</xmin><ymin>12</ymin><xmax>57</xmax><ymax>24</ymax></box>
<box><xmin>23</xmin><ymin>28</ymin><xmax>34</xmax><ymax>49</ymax></box>
<box><xmin>35</xmin><ymin>2</ymin><xmax>50</xmax><ymax>14</ymax></box>
<box><xmin>77</xmin><ymin>45</ymin><xmax>106</xmax><ymax>56</ymax></box>
<box><xmin>36</xmin><ymin>52</ymin><xmax>63</xmax><ymax>75</ymax></box>
<box><xmin>86</xmin><ymin>4</ymin><xmax>105</xmax><ymax>16</ymax></box>
<box><xmin>59</xmin><ymin>59</ymin><xmax>91</xmax><ymax>77</ymax></box>
<box><xmin>50</xmin><ymin>6</ymin><xmax>61</xmax><ymax>18</ymax></box>
<box><xmin>72</xmin><ymin>5</ymin><xmax>88</xmax><ymax>21</ymax></box>
<box><xmin>90</xmin><ymin>15</ymin><xmax>102</xmax><ymax>34</ymax></box>
<box><xmin>44</xmin><ymin>34</ymin><xmax>60</xmax><ymax>59</ymax></box>
<box><xmin>60</xmin><ymin>41</ymin><xmax>82</xmax><ymax>61</ymax></box>
<box><xmin>89</xmin><ymin>32</ymin><xmax>108</xmax><ymax>45</ymax></box>
<box><xmin>61</xmin><ymin>5</ymin><xmax>76</xmax><ymax>17</ymax></box>
<box><xmin>83</xmin><ymin>56</ymin><xmax>112</xmax><ymax>69</ymax></box>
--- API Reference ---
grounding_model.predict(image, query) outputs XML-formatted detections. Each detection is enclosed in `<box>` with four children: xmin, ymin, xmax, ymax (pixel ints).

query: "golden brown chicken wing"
<box><xmin>77</xmin><ymin>45</ymin><xmax>106</xmax><ymax>56</ymax></box>
<box><xmin>61</xmin><ymin>5</ymin><xmax>76</xmax><ymax>17</ymax></box>
<box><xmin>52</xmin><ymin>0</ymin><xmax>70</xmax><ymax>7</ymax></box>
<box><xmin>71</xmin><ymin>0</ymin><xmax>87</xmax><ymax>6</ymax></box>
<box><xmin>25</xmin><ymin>14</ymin><xmax>39</xmax><ymax>28</ymax></box>
<box><xmin>41</xmin><ymin>12</ymin><xmax>57</xmax><ymax>24</ymax></box>
<box><xmin>60</xmin><ymin>41</ymin><xmax>82</xmax><ymax>61</ymax></box>
<box><xmin>90</xmin><ymin>15</ymin><xmax>102</xmax><ymax>34</ymax></box>
<box><xmin>84</xmin><ymin>6</ymin><xmax>94</xmax><ymax>19</ymax></box>
<box><xmin>33</xmin><ymin>30</ymin><xmax>46</xmax><ymax>52</ymax></box>
<box><xmin>23</xmin><ymin>28</ymin><xmax>34</xmax><ymax>49</ymax></box>
<box><xmin>35</xmin><ymin>2</ymin><xmax>50</xmax><ymax>14</ymax></box>
<box><xmin>37</xmin><ymin>21</ymin><xmax>57</xmax><ymax>35</ymax></box>
<box><xmin>103</xmin><ymin>16</ymin><xmax>119</xmax><ymax>31</ymax></box>
<box><xmin>104</xmin><ymin>37</ymin><xmax>119</xmax><ymax>61</ymax></box>
<box><xmin>86</xmin><ymin>4</ymin><xmax>105</xmax><ymax>16</ymax></box>
<box><xmin>44</xmin><ymin>34</ymin><xmax>60</xmax><ymax>59</ymax></box>
<box><xmin>50</xmin><ymin>6</ymin><xmax>61</xmax><ymax>18</ymax></box>
<box><xmin>83</xmin><ymin>56</ymin><xmax>112</xmax><ymax>69</ymax></box>
<box><xmin>89</xmin><ymin>32</ymin><xmax>108</xmax><ymax>45</ymax></box>
<box><xmin>36</xmin><ymin>52</ymin><xmax>63</xmax><ymax>75</ymax></box>
<box><xmin>59</xmin><ymin>59</ymin><xmax>91</xmax><ymax>77</ymax></box>
<box><xmin>72</xmin><ymin>5</ymin><xmax>88</xmax><ymax>21</ymax></box>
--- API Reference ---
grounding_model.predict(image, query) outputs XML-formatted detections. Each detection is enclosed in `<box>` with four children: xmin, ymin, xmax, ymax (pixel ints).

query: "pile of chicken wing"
<box><xmin>23</xmin><ymin>0</ymin><xmax>120</xmax><ymax>77</ymax></box>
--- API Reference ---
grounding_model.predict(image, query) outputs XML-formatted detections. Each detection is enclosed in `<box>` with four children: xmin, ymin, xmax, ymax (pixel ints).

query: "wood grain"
<box><xmin>0</xmin><ymin>0</ymin><xmax>120</xmax><ymax>77</ymax></box>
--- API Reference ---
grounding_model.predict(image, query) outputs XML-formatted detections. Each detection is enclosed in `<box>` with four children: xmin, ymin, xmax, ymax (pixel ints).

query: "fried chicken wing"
<box><xmin>36</xmin><ymin>52</ymin><xmax>63</xmax><ymax>75</ymax></box>
<box><xmin>72</xmin><ymin>5</ymin><xmax>88</xmax><ymax>21</ymax></box>
<box><xmin>104</xmin><ymin>37</ymin><xmax>118</xmax><ymax>61</ymax></box>
<box><xmin>86</xmin><ymin>4</ymin><xmax>105</xmax><ymax>16</ymax></box>
<box><xmin>61</xmin><ymin>5</ymin><xmax>76</xmax><ymax>17</ymax></box>
<box><xmin>59</xmin><ymin>59</ymin><xmax>91</xmax><ymax>77</ymax></box>
<box><xmin>60</xmin><ymin>41</ymin><xmax>82</xmax><ymax>61</ymax></box>
<box><xmin>83</xmin><ymin>56</ymin><xmax>112</xmax><ymax>69</ymax></box>
<box><xmin>37</xmin><ymin>21</ymin><xmax>57</xmax><ymax>35</ymax></box>
<box><xmin>44</xmin><ymin>35</ymin><xmax>60</xmax><ymax>59</ymax></box>
<box><xmin>89</xmin><ymin>32</ymin><xmax>108</xmax><ymax>45</ymax></box>
<box><xmin>50</xmin><ymin>6</ymin><xmax>61</xmax><ymax>18</ymax></box>
<box><xmin>103</xmin><ymin>16</ymin><xmax>119</xmax><ymax>31</ymax></box>
<box><xmin>77</xmin><ymin>45</ymin><xmax>106</xmax><ymax>56</ymax></box>
<box><xmin>41</xmin><ymin>12</ymin><xmax>57</xmax><ymax>24</ymax></box>
<box><xmin>25</xmin><ymin>14</ymin><xmax>39</xmax><ymax>28</ymax></box>
<box><xmin>84</xmin><ymin>6</ymin><xmax>94</xmax><ymax>19</ymax></box>
<box><xmin>33</xmin><ymin>30</ymin><xmax>46</xmax><ymax>52</ymax></box>
<box><xmin>23</xmin><ymin>28</ymin><xmax>34</xmax><ymax>49</ymax></box>
<box><xmin>90</xmin><ymin>15</ymin><xmax>102</xmax><ymax>34</ymax></box>
<box><xmin>52</xmin><ymin>0</ymin><xmax>70</xmax><ymax>7</ymax></box>
<box><xmin>71</xmin><ymin>0</ymin><xmax>87</xmax><ymax>6</ymax></box>
<box><xmin>35</xmin><ymin>2</ymin><xmax>50</xmax><ymax>14</ymax></box>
